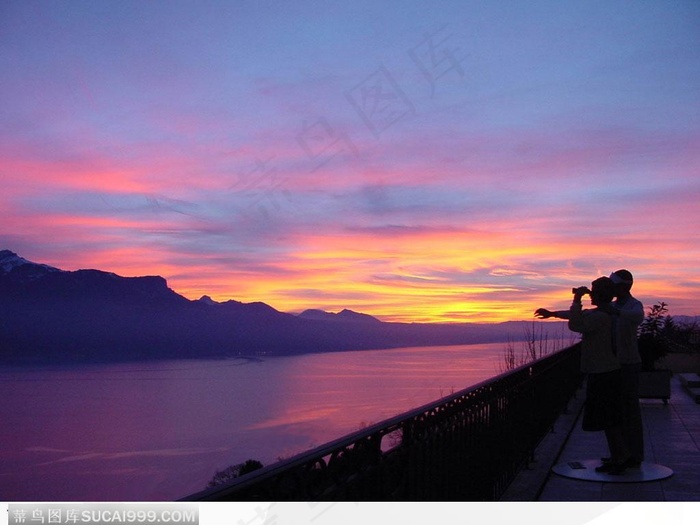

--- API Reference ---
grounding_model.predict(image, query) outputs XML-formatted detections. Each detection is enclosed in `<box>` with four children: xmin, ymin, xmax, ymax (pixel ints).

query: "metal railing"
<box><xmin>183</xmin><ymin>343</ymin><xmax>582</xmax><ymax>501</ymax></box>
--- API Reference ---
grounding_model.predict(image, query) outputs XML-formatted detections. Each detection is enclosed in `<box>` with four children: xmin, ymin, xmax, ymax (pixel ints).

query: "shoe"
<box><xmin>595</xmin><ymin>462</ymin><xmax>627</xmax><ymax>475</ymax></box>
<box><xmin>626</xmin><ymin>458</ymin><xmax>642</xmax><ymax>469</ymax></box>
<box><xmin>595</xmin><ymin>463</ymin><xmax>618</xmax><ymax>473</ymax></box>
<box><xmin>595</xmin><ymin>457</ymin><xmax>639</xmax><ymax>475</ymax></box>
<box><xmin>607</xmin><ymin>463</ymin><xmax>630</xmax><ymax>475</ymax></box>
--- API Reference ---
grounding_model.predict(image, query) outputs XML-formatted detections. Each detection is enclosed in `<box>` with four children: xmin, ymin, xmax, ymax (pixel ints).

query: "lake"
<box><xmin>0</xmin><ymin>342</ymin><xmax>519</xmax><ymax>501</ymax></box>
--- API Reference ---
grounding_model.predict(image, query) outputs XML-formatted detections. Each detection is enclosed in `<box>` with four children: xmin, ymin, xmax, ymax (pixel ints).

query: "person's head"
<box><xmin>610</xmin><ymin>269</ymin><xmax>634</xmax><ymax>297</ymax></box>
<box><xmin>590</xmin><ymin>276</ymin><xmax>615</xmax><ymax>306</ymax></box>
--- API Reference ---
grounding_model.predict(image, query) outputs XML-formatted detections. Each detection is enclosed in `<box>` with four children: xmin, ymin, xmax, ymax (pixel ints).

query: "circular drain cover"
<box><xmin>552</xmin><ymin>459</ymin><xmax>673</xmax><ymax>483</ymax></box>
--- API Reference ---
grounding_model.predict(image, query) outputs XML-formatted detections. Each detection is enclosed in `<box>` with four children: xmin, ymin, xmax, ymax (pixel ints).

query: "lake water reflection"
<box><xmin>0</xmin><ymin>343</ymin><xmax>512</xmax><ymax>501</ymax></box>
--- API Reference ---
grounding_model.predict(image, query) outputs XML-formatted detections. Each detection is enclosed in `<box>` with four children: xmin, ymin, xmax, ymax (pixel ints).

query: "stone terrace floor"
<box><xmin>502</xmin><ymin>374</ymin><xmax>700</xmax><ymax>501</ymax></box>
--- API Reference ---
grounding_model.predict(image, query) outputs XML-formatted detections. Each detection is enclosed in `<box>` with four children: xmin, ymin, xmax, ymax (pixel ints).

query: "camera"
<box><xmin>572</xmin><ymin>286</ymin><xmax>591</xmax><ymax>295</ymax></box>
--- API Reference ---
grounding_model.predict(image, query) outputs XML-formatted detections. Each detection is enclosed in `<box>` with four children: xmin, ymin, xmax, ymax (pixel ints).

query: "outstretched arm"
<box><xmin>535</xmin><ymin>308</ymin><xmax>571</xmax><ymax>320</ymax></box>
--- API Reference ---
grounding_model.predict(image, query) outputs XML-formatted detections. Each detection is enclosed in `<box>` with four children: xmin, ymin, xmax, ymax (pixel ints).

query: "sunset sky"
<box><xmin>1</xmin><ymin>1</ymin><xmax>699</xmax><ymax>322</ymax></box>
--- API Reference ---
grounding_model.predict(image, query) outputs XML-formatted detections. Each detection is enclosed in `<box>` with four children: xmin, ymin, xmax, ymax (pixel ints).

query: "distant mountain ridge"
<box><xmin>0</xmin><ymin>251</ymin><xmax>185</xmax><ymax>307</ymax></box>
<box><xmin>298</xmin><ymin>308</ymin><xmax>382</xmax><ymax>323</ymax></box>
<box><xmin>0</xmin><ymin>249</ymin><xmax>570</xmax><ymax>365</ymax></box>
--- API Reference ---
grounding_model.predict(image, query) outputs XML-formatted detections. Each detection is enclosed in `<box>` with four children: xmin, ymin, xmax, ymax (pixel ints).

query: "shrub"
<box><xmin>207</xmin><ymin>459</ymin><xmax>264</xmax><ymax>488</ymax></box>
<box><xmin>638</xmin><ymin>302</ymin><xmax>671</xmax><ymax>371</ymax></box>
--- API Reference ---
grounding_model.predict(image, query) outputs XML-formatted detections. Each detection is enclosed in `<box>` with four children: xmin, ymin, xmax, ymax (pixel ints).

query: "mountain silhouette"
<box><xmin>0</xmin><ymin>249</ymin><xmax>566</xmax><ymax>364</ymax></box>
<box><xmin>297</xmin><ymin>308</ymin><xmax>382</xmax><ymax>323</ymax></box>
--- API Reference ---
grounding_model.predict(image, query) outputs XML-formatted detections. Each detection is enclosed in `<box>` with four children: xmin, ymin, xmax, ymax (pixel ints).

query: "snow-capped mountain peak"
<box><xmin>0</xmin><ymin>249</ymin><xmax>61</xmax><ymax>275</ymax></box>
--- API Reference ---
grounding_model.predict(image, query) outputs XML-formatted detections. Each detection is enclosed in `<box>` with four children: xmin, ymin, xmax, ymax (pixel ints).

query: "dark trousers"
<box><xmin>621</xmin><ymin>363</ymin><xmax>644</xmax><ymax>461</ymax></box>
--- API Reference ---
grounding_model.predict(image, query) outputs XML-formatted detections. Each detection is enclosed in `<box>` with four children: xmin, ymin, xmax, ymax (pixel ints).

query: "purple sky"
<box><xmin>1</xmin><ymin>1</ymin><xmax>699</xmax><ymax>321</ymax></box>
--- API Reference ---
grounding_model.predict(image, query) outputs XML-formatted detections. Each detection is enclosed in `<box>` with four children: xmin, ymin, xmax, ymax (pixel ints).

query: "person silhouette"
<box><xmin>538</xmin><ymin>277</ymin><xmax>632</xmax><ymax>474</ymax></box>
<box><xmin>602</xmin><ymin>269</ymin><xmax>645</xmax><ymax>467</ymax></box>
<box><xmin>536</xmin><ymin>269</ymin><xmax>645</xmax><ymax>468</ymax></box>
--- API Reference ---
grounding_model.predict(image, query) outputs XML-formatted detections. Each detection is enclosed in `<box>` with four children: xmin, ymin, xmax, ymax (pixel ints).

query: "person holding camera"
<box><xmin>536</xmin><ymin>270</ymin><xmax>645</xmax><ymax>470</ymax></box>
<box><xmin>537</xmin><ymin>277</ymin><xmax>631</xmax><ymax>474</ymax></box>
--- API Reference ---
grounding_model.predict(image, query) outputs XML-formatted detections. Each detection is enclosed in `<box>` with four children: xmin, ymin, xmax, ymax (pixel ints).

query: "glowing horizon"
<box><xmin>2</xmin><ymin>1</ymin><xmax>699</xmax><ymax>323</ymax></box>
